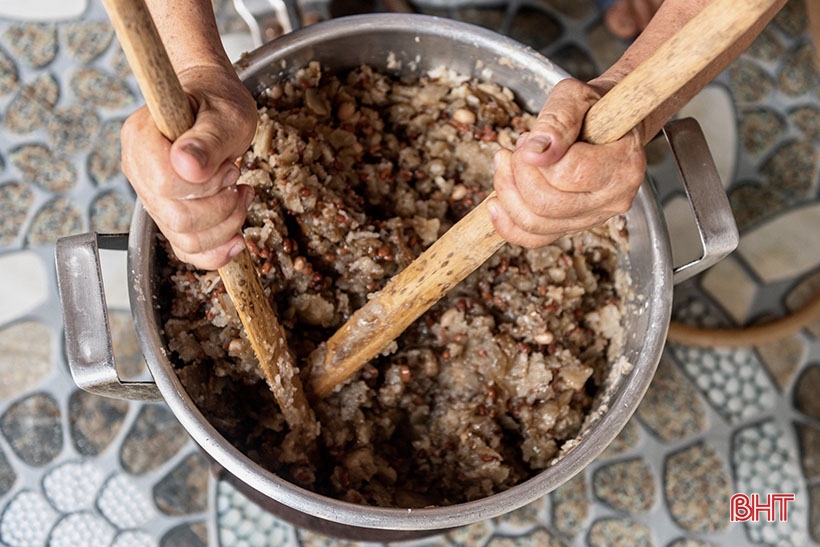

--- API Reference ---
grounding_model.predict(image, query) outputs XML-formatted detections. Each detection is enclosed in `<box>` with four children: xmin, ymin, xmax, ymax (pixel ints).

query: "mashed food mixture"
<box><xmin>158</xmin><ymin>62</ymin><xmax>631</xmax><ymax>507</ymax></box>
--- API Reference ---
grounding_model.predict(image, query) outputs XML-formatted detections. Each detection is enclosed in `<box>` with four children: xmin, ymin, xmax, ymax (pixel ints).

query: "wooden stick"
<box><xmin>309</xmin><ymin>0</ymin><xmax>785</xmax><ymax>399</ymax></box>
<box><xmin>102</xmin><ymin>0</ymin><xmax>317</xmax><ymax>436</ymax></box>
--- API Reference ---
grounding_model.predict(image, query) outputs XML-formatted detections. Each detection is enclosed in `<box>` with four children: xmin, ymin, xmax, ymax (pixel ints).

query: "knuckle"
<box><xmin>163</xmin><ymin>202</ymin><xmax>197</xmax><ymax>234</ymax></box>
<box><xmin>172</xmin><ymin>232</ymin><xmax>203</xmax><ymax>256</ymax></box>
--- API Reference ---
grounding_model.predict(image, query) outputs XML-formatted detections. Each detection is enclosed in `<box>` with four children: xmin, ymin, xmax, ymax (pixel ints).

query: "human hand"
<box><xmin>604</xmin><ymin>0</ymin><xmax>664</xmax><ymax>40</ymax></box>
<box><xmin>488</xmin><ymin>78</ymin><xmax>646</xmax><ymax>249</ymax></box>
<box><xmin>121</xmin><ymin>64</ymin><xmax>257</xmax><ymax>271</ymax></box>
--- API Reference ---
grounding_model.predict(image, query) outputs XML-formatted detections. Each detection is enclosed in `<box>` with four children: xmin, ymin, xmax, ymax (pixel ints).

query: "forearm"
<box><xmin>144</xmin><ymin>0</ymin><xmax>233</xmax><ymax>74</ymax></box>
<box><xmin>590</xmin><ymin>0</ymin><xmax>787</xmax><ymax>144</ymax></box>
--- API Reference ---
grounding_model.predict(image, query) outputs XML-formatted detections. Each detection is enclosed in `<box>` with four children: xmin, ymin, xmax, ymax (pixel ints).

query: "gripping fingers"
<box><xmin>158</xmin><ymin>184</ymin><xmax>253</xmax><ymax>259</ymax></box>
<box><xmin>169</xmin><ymin>233</ymin><xmax>247</xmax><ymax>272</ymax></box>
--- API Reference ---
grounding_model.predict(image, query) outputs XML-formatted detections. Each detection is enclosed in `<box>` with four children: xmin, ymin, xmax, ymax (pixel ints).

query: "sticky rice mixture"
<box><xmin>157</xmin><ymin>61</ymin><xmax>631</xmax><ymax>507</ymax></box>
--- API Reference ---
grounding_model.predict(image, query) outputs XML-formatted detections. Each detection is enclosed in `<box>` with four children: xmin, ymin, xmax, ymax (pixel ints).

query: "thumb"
<box><xmin>170</xmin><ymin>99</ymin><xmax>256</xmax><ymax>184</ymax></box>
<box><xmin>517</xmin><ymin>78</ymin><xmax>601</xmax><ymax>167</ymax></box>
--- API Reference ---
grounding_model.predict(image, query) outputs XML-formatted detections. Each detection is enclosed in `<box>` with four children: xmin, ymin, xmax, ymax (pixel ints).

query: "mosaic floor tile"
<box><xmin>791</xmin><ymin>104</ymin><xmax>820</xmax><ymax>142</ymax></box>
<box><xmin>794</xmin><ymin>364</ymin><xmax>820</xmax><ymax>420</ymax></box>
<box><xmin>87</xmin><ymin>119</ymin><xmax>125</xmax><ymax>186</ymax></box>
<box><xmin>587</xmin><ymin>518</ymin><xmax>652</xmax><ymax>547</ymax></box>
<box><xmin>152</xmin><ymin>451</ymin><xmax>209</xmax><ymax>516</ymax></box>
<box><xmin>0</xmin><ymin>393</ymin><xmax>62</xmax><ymax>466</ymax></box>
<box><xmin>0</xmin><ymin>491</ymin><xmax>59</xmax><ymax>546</ymax></box>
<box><xmin>667</xmin><ymin>539</ymin><xmax>718</xmax><ymax>547</ymax></box>
<box><xmin>732</xmin><ymin>420</ymin><xmax>807</xmax><ymax>545</ymax></box>
<box><xmin>729</xmin><ymin>59</ymin><xmax>776</xmax><ymax>104</ymax></box>
<box><xmin>0</xmin><ymin>321</ymin><xmax>52</xmax><ymax>399</ymax></box>
<box><xmin>2</xmin><ymin>24</ymin><xmax>57</xmax><ymax>69</ymax></box>
<box><xmin>739</xmin><ymin>107</ymin><xmax>787</xmax><ymax>157</ymax></box>
<box><xmin>671</xmin><ymin>345</ymin><xmax>777</xmax><ymax>424</ymax></box>
<box><xmin>46</xmin><ymin>104</ymin><xmax>100</xmax><ymax>154</ymax></box>
<box><xmin>0</xmin><ymin>0</ymin><xmax>818</xmax><ymax>546</ymax></box>
<box><xmin>69</xmin><ymin>67</ymin><xmax>135</xmax><ymax>110</ymax></box>
<box><xmin>664</xmin><ymin>442</ymin><xmax>731</xmax><ymax>534</ymax></box>
<box><xmin>120</xmin><ymin>405</ymin><xmax>189</xmax><ymax>475</ymax></box>
<box><xmin>779</xmin><ymin>42</ymin><xmax>820</xmax><ymax>97</ymax></box>
<box><xmin>0</xmin><ymin>0</ymin><xmax>87</xmax><ymax>21</ymax></box>
<box><xmin>737</xmin><ymin>203</ymin><xmax>820</xmax><ymax>283</ymax></box>
<box><xmin>89</xmin><ymin>190</ymin><xmax>133</xmax><ymax>233</ymax></box>
<box><xmin>745</xmin><ymin>26</ymin><xmax>787</xmax><ymax>63</ymax></box>
<box><xmin>593</xmin><ymin>458</ymin><xmax>655</xmax><ymax>514</ymax></box>
<box><xmin>49</xmin><ymin>511</ymin><xmax>116</xmax><ymax>547</ymax></box>
<box><xmin>67</xmin><ymin>389</ymin><xmax>128</xmax><ymax>456</ymax></box>
<box><xmin>700</xmin><ymin>256</ymin><xmax>759</xmax><ymax>324</ymax></box>
<box><xmin>111</xmin><ymin>531</ymin><xmax>154</xmax><ymax>547</ymax></box>
<box><xmin>796</xmin><ymin>421</ymin><xmax>820</xmax><ymax>480</ymax></box>
<box><xmin>42</xmin><ymin>461</ymin><xmax>105</xmax><ymax>513</ymax></box>
<box><xmin>446</xmin><ymin>519</ymin><xmax>493</xmax><ymax>546</ymax></box>
<box><xmin>0</xmin><ymin>182</ymin><xmax>34</xmax><ymax>247</ymax></box>
<box><xmin>755</xmin><ymin>334</ymin><xmax>806</xmax><ymax>391</ymax></box>
<box><xmin>773</xmin><ymin>0</ymin><xmax>809</xmax><ymax>37</ymax></box>
<box><xmin>26</xmin><ymin>197</ymin><xmax>83</xmax><ymax>245</ymax></box>
<box><xmin>0</xmin><ymin>449</ymin><xmax>15</xmax><ymax>497</ymax></box>
<box><xmin>9</xmin><ymin>143</ymin><xmax>76</xmax><ymax>193</ymax></box>
<box><xmin>550</xmin><ymin>471</ymin><xmax>588</xmax><ymax>539</ymax></box>
<box><xmin>786</xmin><ymin>271</ymin><xmax>820</xmax><ymax>338</ymax></box>
<box><xmin>599</xmin><ymin>417</ymin><xmax>641</xmax><ymax>458</ymax></box>
<box><xmin>60</xmin><ymin>21</ymin><xmax>113</xmax><ymax>63</ymax></box>
<box><xmin>636</xmin><ymin>358</ymin><xmax>707</xmax><ymax>443</ymax></box>
<box><xmin>760</xmin><ymin>140</ymin><xmax>820</xmax><ymax>200</ymax></box>
<box><xmin>97</xmin><ymin>473</ymin><xmax>156</xmax><ymax>529</ymax></box>
<box><xmin>486</xmin><ymin>528</ymin><xmax>565</xmax><ymax>547</ymax></box>
<box><xmin>727</xmin><ymin>181</ymin><xmax>789</xmax><ymax>232</ymax></box>
<box><xmin>0</xmin><ymin>46</ymin><xmax>19</xmax><ymax>96</ymax></box>
<box><xmin>215</xmin><ymin>480</ymin><xmax>297</xmax><ymax>547</ymax></box>
<box><xmin>494</xmin><ymin>497</ymin><xmax>545</xmax><ymax>532</ymax></box>
<box><xmin>4</xmin><ymin>72</ymin><xmax>59</xmax><ymax>134</ymax></box>
<box><xmin>160</xmin><ymin>522</ymin><xmax>209</xmax><ymax>547</ymax></box>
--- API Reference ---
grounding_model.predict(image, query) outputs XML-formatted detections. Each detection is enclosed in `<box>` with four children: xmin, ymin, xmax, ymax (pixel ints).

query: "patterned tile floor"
<box><xmin>0</xmin><ymin>0</ymin><xmax>818</xmax><ymax>546</ymax></box>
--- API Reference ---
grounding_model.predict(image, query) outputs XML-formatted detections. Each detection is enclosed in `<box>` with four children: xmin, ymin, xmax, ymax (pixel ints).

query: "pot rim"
<box><xmin>128</xmin><ymin>13</ymin><xmax>672</xmax><ymax>531</ymax></box>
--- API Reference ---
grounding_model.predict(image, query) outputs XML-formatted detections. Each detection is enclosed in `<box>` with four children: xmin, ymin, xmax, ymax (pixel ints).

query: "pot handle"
<box><xmin>55</xmin><ymin>232</ymin><xmax>162</xmax><ymax>402</ymax></box>
<box><xmin>662</xmin><ymin>117</ymin><xmax>739</xmax><ymax>284</ymax></box>
<box><xmin>234</xmin><ymin>0</ymin><xmax>302</xmax><ymax>47</ymax></box>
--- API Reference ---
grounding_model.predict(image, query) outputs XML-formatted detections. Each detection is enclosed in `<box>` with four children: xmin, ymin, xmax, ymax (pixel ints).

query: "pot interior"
<box><xmin>129</xmin><ymin>13</ymin><xmax>672</xmax><ymax>531</ymax></box>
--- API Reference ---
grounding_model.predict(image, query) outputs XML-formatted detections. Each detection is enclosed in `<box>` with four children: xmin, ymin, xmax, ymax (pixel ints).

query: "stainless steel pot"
<box><xmin>55</xmin><ymin>14</ymin><xmax>738</xmax><ymax>541</ymax></box>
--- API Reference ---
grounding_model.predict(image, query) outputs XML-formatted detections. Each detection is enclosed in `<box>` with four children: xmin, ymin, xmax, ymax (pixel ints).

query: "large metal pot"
<box><xmin>55</xmin><ymin>14</ymin><xmax>738</xmax><ymax>541</ymax></box>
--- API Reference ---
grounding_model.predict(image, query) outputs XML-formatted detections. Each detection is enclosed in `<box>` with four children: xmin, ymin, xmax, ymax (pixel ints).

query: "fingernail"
<box><xmin>486</xmin><ymin>200</ymin><xmax>499</xmax><ymax>221</ymax></box>
<box><xmin>522</xmin><ymin>134</ymin><xmax>551</xmax><ymax>154</ymax></box>
<box><xmin>182</xmin><ymin>141</ymin><xmax>208</xmax><ymax>169</ymax></box>
<box><xmin>493</xmin><ymin>151</ymin><xmax>502</xmax><ymax>169</ymax></box>
<box><xmin>515</xmin><ymin>132</ymin><xmax>530</xmax><ymax>150</ymax></box>
<box><xmin>228</xmin><ymin>238</ymin><xmax>246</xmax><ymax>259</ymax></box>
<box><xmin>223</xmin><ymin>165</ymin><xmax>240</xmax><ymax>188</ymax></box>
<box><xmin>243</xmin><ymin>186</ymin><xmax>254</xmax><ymax>209</ymax></box>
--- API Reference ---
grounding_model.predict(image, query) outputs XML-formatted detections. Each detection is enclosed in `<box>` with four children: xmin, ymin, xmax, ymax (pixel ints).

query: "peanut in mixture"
<box><xmin>158</xmin><ymin>62</ymin><xmax>630</xmax><ymax>507</ymax></box>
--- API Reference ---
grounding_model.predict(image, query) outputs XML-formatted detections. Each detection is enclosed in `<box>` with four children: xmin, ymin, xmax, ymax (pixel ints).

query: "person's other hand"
<box><xmin>604</xmin><ymin>0</ymin><xmax>664</xmax><ymax>40</ymax></box>
<box><xmin>489</xmin><ymin>78</ymin><xmax>646</xmax><ymax>249</ymax></box>
<box><xmin>121</xmin><ymin>64</ymin><xmax>257</xmax><ymax>271</ymax></box>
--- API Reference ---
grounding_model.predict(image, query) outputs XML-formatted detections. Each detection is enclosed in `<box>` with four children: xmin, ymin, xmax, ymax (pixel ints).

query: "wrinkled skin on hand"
<box><xmin>121</xmin><ymin>64</ymin><xmax>257</xmax><ymax>271</ymax></box>
<box><xmin>489</xmin><ymin>78</ymin><xmax>646</xmax><ymax>249</ymax></box>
